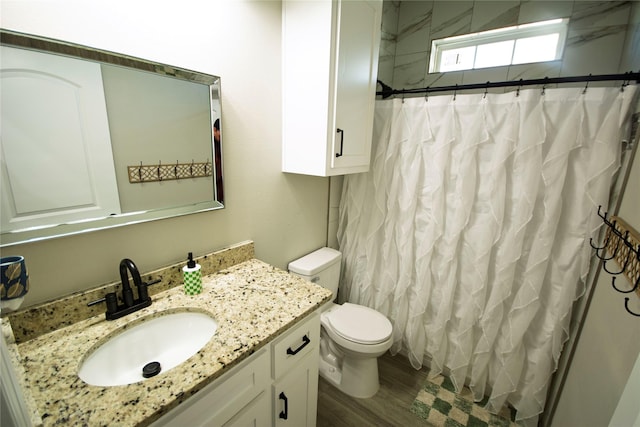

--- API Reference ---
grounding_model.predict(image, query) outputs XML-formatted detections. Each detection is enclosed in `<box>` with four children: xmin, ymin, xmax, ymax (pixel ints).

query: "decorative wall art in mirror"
<box><xmin>0</xmin><ymin>30</ymin><xmax>224</xmax><ymax>247</ymax></box>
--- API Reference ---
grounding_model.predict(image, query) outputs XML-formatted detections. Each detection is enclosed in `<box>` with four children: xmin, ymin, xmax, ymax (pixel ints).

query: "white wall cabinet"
<box><xmin>152</xmin><ymin>313</ymin><xmax>320</xmax><ymax>427</ymax></box>
<box><xmin>282</xmin><ymin>0</ymin><xmax>383</xmax><ymax>176</ymax></box>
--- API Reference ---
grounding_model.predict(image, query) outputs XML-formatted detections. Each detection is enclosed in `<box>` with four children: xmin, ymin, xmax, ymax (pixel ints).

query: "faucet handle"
<box><xmin>137</xmin><ymin>278</ymin><xmax>161</xmax><ymax>304</ymax></box>
<box><xmin>87</xmin><ymin>292</ymin><xmax>118</xmax><ymax>316</ymax></box>
<box><xmin>104</xmin><ymin>293</ymin><xmax>118</xmax><ymax>315</ymax></box>
<box><xmin>144</xmin><ymin>278</ymin><xmax>162</xmax><ymax>287</ymax></box>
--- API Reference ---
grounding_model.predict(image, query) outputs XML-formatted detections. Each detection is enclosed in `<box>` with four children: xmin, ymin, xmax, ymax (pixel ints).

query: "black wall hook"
<box><xmin>624</xmin><ymin>298</ymin><xmax>640</xmax><ymax>317</ymax></box>
<box><xmin>603</xmin><ymin>244</ymin><xmax>631</xmax><ymax>274</ymax></box>
<box><xmin>599</xmin><ymin>232</ymin><xmax>624</xmax><ymax>262</ymax></box>
<box><xmin>612</xmin><ymin>275</ymin><xmax>640</xmax><ymax>294</ymax></box>
<box><xmin>589</xmin><ymin>233</ymin><xmax>612</xmax><ymax>251</ymax></box>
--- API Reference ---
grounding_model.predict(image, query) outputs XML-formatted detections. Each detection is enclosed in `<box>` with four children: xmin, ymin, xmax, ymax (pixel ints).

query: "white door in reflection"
<box><xmin>1</xmin><ymin>46</ymin><xmax>121</xmax><ymax>232</ymax></box>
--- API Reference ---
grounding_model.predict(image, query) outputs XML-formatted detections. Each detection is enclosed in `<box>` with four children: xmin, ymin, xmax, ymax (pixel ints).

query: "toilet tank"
<box><xmin>288</xmin><ymin>247</ymin><xmax>341</xmax><ymax>296</ymax></box>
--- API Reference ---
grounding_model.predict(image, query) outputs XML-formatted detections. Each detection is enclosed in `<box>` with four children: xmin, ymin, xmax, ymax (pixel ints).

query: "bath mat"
<box><xmin>410</xmin><ymin>374</ymin><xmax>518</xmax><ymax>427</ymax></box>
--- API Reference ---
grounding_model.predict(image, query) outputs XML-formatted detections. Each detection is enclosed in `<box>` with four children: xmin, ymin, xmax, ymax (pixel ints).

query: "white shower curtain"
<box><xmin>337</xmin><ymin>86</ymin><xmax>637</xmax><ymax>423</ymax></box>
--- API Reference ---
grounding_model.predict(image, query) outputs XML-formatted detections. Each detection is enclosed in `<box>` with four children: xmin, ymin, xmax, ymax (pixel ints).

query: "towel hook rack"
<box><xmin>591</xmin><ymin>206</ymin><xmax>640</xmax><ymax>317</ymax></box>
<box><xmin>127</xmin><ymin>159</ymin><xmax>213</xmax><ymax>183</ymax></box>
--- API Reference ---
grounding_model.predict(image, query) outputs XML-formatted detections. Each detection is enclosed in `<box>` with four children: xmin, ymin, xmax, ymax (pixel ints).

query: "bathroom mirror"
<box><xmin>0</xmin><ymin>30</ymin><xmax>224</xmax><ymax>247</ymax></box>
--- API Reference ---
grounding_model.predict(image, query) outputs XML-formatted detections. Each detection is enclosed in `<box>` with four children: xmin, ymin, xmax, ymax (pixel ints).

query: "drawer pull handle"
<box><xmin>335</xmin><ymin>128</ymin><xmax>344</xmax><ymax>157</ymax></box>
<box><xmin>279</xmin><ymin>392</ymin><xmax>289</xmax><ymax>420</ymax></box>
<box><xmin>286</xmin><ymin>334</ymin><xmax>310</xmax><ymax>356</ymax></box>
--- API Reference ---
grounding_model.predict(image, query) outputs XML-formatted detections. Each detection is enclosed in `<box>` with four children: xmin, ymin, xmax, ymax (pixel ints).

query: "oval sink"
<box><xmin>78</xmin><ymin>311</ymin><xmax>217</xmax><ymax>387</ymax></box>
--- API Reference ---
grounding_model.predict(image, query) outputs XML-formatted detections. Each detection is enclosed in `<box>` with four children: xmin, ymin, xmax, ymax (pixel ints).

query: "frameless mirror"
<box><xmin>0</xmin><ymin>30</ymin><xmax>224</xmax><ymax>247</ymax></box>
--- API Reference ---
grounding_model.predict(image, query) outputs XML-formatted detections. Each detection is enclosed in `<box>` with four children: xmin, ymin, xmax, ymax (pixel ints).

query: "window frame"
<box><xmin>428</xmin><ymin>18</ymin><xmax>569</xmax><ymax>73</ymax></box>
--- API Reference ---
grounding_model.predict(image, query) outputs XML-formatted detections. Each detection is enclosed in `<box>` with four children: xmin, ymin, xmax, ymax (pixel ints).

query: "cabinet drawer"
<box><xmin>272</xmin><ymin>313</ymin><xmax>320</xmax><ymax>379</ymax></box>
<box><xmin>152</xmin><ymin>349</ymin><xmax>270</xmax><ymax>427</ymax></box>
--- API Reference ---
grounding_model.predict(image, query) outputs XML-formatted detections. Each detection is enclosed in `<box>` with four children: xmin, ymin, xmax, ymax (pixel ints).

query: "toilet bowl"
<box><xmin>288</xmin><ymin>248</ymin><xmax>393</xmax><ymax>398</ymax></box>
<box><xmin>318</xmin><ymin>302</ymin><xmax>392</xmax><ymax>398</ymax></box>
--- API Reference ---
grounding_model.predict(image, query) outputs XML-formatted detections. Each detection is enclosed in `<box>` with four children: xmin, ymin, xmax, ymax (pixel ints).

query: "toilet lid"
<box><xmin>326</xmin><ymin>303</ymin><xmax>392</xmax><ymax>344</ymax></box>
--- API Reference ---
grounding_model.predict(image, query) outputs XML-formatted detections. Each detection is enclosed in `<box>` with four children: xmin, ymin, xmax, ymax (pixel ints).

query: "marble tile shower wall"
<box><xmin>378</xmin><ymin>1</ymin><xmax>640</xmax><ymax>93</ymax></box>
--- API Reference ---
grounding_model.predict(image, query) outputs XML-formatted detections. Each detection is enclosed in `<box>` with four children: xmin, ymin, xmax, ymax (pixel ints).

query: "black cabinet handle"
<box><xmin>279</xmin><ymin>392</ymin><xmax>288</xmax><ymax>420</ymax></box>
<box><xmin>335</xmin><ymin>128</ymin><xmax>344</xmax><ymax>157</ymax></box>
<box><xmin>286</xmin><ymin>334</ymin><xmax>310</xmax><ymax>356</ymax></box>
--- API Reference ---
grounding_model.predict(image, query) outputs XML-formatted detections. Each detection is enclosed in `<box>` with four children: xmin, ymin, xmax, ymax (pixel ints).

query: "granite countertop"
<box><xmin>3</xmin><ymin>257</ymin><xmax>332</xmax><ymax>426</ymax></box>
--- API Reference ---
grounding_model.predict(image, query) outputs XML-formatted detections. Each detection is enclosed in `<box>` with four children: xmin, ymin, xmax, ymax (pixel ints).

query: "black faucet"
<box><xmin>119</xmin><ymin>258</ymin><xmax>147</xmax><ymax>307</ymax></box>
<box><xmin>88</xmin><ymin>258</ymin><xmax>160</xmax><ymax>320</ymax></box>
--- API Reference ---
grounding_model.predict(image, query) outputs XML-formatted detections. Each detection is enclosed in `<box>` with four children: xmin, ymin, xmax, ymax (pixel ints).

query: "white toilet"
<box><xmin>288</xmin><ymin>247</ymin><xmax>393</xmax><ymax>398</ymax></box>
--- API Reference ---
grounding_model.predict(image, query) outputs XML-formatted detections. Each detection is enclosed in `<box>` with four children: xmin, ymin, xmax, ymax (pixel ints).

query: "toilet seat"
<box><xmin>325</xmin><ymin>303</ymin><xmax>392</xmax><ymax>345</ymax></box>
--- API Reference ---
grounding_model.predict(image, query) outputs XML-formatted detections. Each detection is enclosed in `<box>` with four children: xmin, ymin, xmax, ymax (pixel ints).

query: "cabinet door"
<box><xmin>151</xmin><ymin>349</ymin><xmax>270</xmax><ymax>427</ymax></box>
<box><xmin>223</xmin><ymin>392</ymin><xmax>270</xmax><ymax>427</ymax></box>
<box><xmin>273</xmin><ymin>352</ymin><xmax>319</xmax><ymax>427</ymax></box>
<box><xmin>331</xmin><ymin>0</ymin><xmax>382</xmax><ymax>173</ymax></box>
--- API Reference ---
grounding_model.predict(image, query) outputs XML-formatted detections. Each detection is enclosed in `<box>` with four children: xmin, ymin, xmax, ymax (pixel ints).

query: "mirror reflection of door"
<box><xmin>1</xmin><ymin>46</ymin><xmax>121</xmax><ymax>232</ymax></box>
<box><xmin>0</xmin><ymin>29</ymin><xmax>224</xmax><ymax>246</ymax></box>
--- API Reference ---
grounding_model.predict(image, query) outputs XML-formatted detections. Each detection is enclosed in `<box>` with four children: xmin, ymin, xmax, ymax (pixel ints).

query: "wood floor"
<box><xmin>316</xmin><ymin>352</ymin><xmax>431</xmax><ymax>427</ymax></box>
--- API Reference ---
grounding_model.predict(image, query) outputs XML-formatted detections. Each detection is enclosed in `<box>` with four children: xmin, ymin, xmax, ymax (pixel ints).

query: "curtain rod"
<box><xmin>376</xmin><ymin>71</ymin><xmax>640</xmax><ymax>99</ymax></box>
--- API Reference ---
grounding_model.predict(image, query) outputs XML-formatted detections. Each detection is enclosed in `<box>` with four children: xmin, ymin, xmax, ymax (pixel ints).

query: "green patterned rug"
<box><xmin>410</xmin><ymin>374</ymin><xmax>518</xmax><ymax>427</ymax></box>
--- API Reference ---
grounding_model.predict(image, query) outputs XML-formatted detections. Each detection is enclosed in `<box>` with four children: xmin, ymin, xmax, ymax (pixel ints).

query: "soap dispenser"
<box><xmin>182</xmin><ymin>252</ymin><xmax>202</xmax><ymax>295</ymax></box>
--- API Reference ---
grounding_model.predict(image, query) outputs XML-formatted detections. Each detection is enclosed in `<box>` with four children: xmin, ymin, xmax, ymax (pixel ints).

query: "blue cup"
<box><xmin>1</xmin><ymin>256</ymin><xmax>30</xmax><ymax>302</ymax></box>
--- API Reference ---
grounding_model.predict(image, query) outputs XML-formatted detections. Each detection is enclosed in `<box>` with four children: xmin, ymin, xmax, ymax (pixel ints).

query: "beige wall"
<box><xmin>102</xmin><ymin>64</ymin><xmax>213</xmax><ymax>212</ymax></box>
<box><xmin>0</xmin><ymin>0</ymin><xmax>329</xmax><ymax>306</ymax></box>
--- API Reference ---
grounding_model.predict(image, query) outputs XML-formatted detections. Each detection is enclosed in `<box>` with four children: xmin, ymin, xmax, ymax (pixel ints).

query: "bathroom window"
<box><xmin>429</xmin><ymin>19</ymin><xmax>568</xmax><ymax>73</ymax></box>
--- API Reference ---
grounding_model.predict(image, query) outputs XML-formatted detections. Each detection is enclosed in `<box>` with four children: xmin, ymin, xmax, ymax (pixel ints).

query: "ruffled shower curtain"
<box><xmin>337</xmin><ymin>86</ymin><xmax>637</xmax><ymax>423</ymax></box>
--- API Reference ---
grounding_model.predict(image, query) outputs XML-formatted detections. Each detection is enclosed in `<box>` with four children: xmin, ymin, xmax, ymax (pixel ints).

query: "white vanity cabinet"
<box><xmin>152</xmin><ymin>313</ymin><xmax>320</xmax><ymax>427</ymax></box>
<box><xmin>282</xmin><ymin>0</ymin><xmax>383</xmax><ymax>177</ymax></box>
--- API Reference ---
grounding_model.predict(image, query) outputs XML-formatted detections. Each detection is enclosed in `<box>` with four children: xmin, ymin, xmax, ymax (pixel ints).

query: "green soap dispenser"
<box><xmin>182</xmin><ymin>252</ymin><xmax>202</xmax><ymax>295</ymax></box>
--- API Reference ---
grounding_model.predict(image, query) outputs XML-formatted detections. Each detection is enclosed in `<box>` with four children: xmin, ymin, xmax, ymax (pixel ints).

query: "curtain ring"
<box><xmin>425</xmin><ymin>87</ymin><xmax>430</xmax><ymax>102</ymax></box>
<box><xmin>583</xmin><ymin>74</ymin><xmax>591</xmax><ymax>94</ymax></box>
<box><xmin>541</xmin><ymin>77</ymin><xmax>548</xmax><ymax>96</ymax></box>
<box><xmin>483</xmin><ymin>82</ymin><xmax>489</xmax><ymax>99</ymax></box>
<box><xmin>402</xmin><ymin>90</ymin><xmax>405</xmax><ymax>104</ymax></box>
<box><xmin>453</xmin><ymin>84</ymin><xmax>458</xmax><ymax>101</ymax></box>
<box><xmin>621</xmin><ymin>78</ymin><xmax>628</xmax><ymax>92</ymax></box>
<box><xmin>516</xmin><ymin>79</ymin><xmax>523</xmax><ymax>97</ymax></box>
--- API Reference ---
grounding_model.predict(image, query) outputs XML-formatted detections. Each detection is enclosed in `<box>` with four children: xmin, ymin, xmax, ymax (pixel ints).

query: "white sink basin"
<box><xmin>78</xmin><ymin>311</ymin><xmax>217</xmax><ymax>387</ymax></box>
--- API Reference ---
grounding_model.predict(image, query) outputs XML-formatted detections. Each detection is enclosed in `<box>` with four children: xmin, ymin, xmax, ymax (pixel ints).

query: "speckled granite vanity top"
<box><xmin>1</xmin><ymin>242</ymin><xmax>332</xmax><ymax>426</ymax></box>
